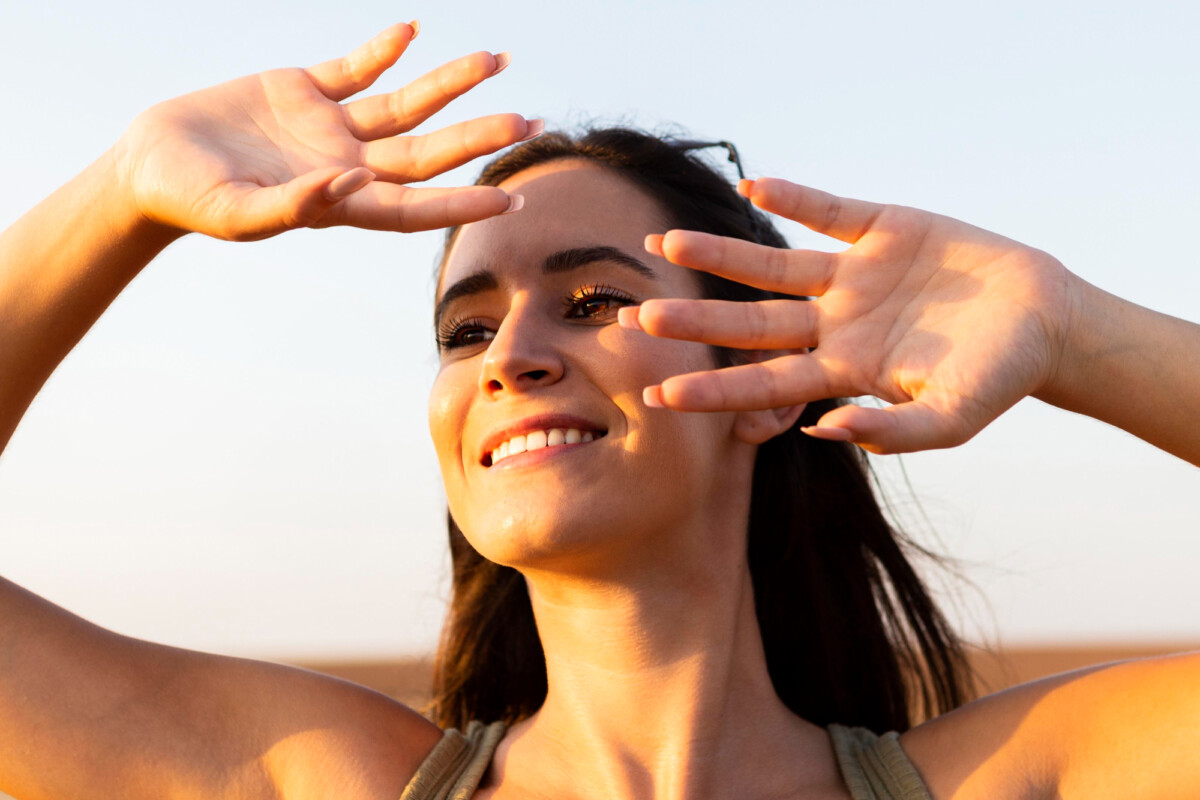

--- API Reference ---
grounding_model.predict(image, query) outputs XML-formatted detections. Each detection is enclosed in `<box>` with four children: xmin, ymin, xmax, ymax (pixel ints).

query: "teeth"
<box><xmin>488</xmin><ymin>427</ymin><xmax>600</xmax><ymax>466</ymax></box>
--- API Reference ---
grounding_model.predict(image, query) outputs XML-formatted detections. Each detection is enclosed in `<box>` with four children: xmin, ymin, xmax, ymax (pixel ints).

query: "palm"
<box><xmin>821</xmin><ymin>207</ymin><xmax>1059</xmax><ymax>409</ymax></box>
<box><xmin>636</xmin><ymin>179</ymin><xmax>1076</xmax><ymax>454</ymax></box>
<box><xmin>128</xmin><ymin>71</ymin><xmax>350</xmax><ymax>227</ymax></box>
<box><xmin>113</xmin><ymin>24</ymin><xmax>531</xmax><ymax>241</ymax></box>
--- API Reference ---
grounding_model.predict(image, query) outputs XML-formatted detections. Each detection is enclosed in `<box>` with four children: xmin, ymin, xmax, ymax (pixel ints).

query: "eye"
<box><xmin>437</xmin><ymin>316</ymin><xmax>495</xmax><ymax>351</ymax></box>
<box><xmin>565</xmin><ymin>284</ymin><xmax>637</xmax><ymax>320</ymax></box>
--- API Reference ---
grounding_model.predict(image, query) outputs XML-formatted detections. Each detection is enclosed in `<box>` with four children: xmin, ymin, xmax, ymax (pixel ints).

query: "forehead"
<box><xmin>440</xmin><ymin>160</ymin><xmax>671</xmax><ymax>294</ymax></box>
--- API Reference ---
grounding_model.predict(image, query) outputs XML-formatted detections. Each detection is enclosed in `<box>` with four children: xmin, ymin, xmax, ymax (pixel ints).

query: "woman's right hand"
<box><xmin>111</xmin><ymin>22</ymin><xmax>535</xmax><ymax>242</ymax></box>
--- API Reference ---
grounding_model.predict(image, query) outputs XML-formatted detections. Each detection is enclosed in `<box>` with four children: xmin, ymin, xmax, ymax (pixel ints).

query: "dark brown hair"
<box><xmin>430</xmin><ymin>128</ymin><xmax>972</xmax><ymax>733</ymax></box>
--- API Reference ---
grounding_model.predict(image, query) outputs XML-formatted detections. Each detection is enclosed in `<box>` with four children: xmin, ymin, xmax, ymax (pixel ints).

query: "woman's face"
<box><xmin>429</xmin><ymin>160</ymin><xmax>756</xmax><ymax>572</ymax></box>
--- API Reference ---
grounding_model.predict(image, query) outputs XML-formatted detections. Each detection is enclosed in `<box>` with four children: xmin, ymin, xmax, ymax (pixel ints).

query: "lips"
<box><xmin>479</xmin><ymin>414</ymin><xmax>608</xmax><ymax>467</ymax></box>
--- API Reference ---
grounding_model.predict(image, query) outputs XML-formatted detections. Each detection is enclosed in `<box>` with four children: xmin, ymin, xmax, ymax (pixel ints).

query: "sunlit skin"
<box><xmin>430</xmin><ymin>160</ymin><xmax>828</xmax><ymax>800</ymax></box>
<box><xmin>622</xmin><ymin>178</ymin><xmax>1200</xmax><ymax>465</ymax></box>
<box><xmin>2</xmin><ymin>22</ymin><xmax>1200</xmax><ymax>800</ymax></box>
<box><xmin>431</xmin><ymin>161</ymin><xmax>801</xmax><ymax>576</ymax></box>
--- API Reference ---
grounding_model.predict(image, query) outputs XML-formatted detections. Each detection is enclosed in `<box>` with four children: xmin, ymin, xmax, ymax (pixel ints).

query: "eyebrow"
<box><xmin>434</xmin><ymin>246</ymin><xmax>657</xmax><ymax>328</ymax></box>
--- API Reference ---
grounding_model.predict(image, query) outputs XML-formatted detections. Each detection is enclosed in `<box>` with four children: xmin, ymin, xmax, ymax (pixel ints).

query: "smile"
<box><xmin>485</xmin><ymin>426</ymin><xmax>607</xmax><ymax>467</ymax></box>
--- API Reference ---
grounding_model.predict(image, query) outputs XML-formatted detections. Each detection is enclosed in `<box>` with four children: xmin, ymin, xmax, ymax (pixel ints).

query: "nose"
<box><xmin>479</xmin><ymin>301</ymin><xmax>565</xmax><ymax>398</ymax></box>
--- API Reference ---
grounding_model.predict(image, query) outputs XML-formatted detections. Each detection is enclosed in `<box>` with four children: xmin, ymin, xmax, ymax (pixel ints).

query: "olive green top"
<box><xmin>398</xmin><ymin>720</ymin><xmax>932</xmax><ymax>800</ymax></box>
<box><xmin>827</xmin><ymin>724</ymin><xmax>933</xmax><ymax>800</ymax></box>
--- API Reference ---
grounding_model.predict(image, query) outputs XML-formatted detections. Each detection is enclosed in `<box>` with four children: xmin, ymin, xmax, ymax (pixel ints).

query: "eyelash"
<box><xmin>437</xmin><ymin>284</ymin><xmax>638</xmax><ymax>351</ymax></box>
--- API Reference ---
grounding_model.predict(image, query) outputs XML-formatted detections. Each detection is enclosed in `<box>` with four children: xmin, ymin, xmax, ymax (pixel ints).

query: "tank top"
<box><xmin>397</xmin><ymin>720</ymin><xmax>932</xmax><ymax>800</ymax></box>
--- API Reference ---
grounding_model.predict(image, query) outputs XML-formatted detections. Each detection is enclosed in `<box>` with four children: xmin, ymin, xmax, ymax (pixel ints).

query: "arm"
<box><xmin>899</xmin><ymin>650</ymin><xmax>1200</xmax><ymax>799</ymax></box>
<box><xmin>1037</xmin><ymin>280</ymin><xmax>1200</xmax><ymax>465</ymax></box>
<box><xmin>0</xmin><ymin>148</ymin><xmax>178</xmax><ymax>458</ymax></box>
<box><xmin>619</xmin><ymin>177</ymin><xmax>1200</xmax><ymax>464</ymax></box>
<box><xmin>0</xmin><ymin>575</ymin><xmax>443</xmax><ymax>800</ymax></box>
<box><xmin>1</xmin><ymin>22</ymin><xmax>531</xmax><ymax>460</ymax></box>
<box><xmin>0</xmin><ymin>24</ymin><xmax>530</xmax><ymax>799</ymax></box>
<box><xmin>618</xmin><ymin>178</ymin><xmax>1200</xmax><ymax>795</ymax></box>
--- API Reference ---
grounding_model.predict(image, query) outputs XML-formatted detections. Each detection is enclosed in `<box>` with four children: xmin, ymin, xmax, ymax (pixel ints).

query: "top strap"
<box><xmin>398</xmin><ymin>720</ymin><xmax>508</xmax><ymax>800</ymax></box>
<box><xmin>828</xmin><ymin>724</ymin><xmax>933</xmax><ymax>800</ymax></box>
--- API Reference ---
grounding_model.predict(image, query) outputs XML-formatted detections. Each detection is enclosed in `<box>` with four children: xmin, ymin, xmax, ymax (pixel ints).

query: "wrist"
<box><xmin>1032</xmin><ymin>263</ymin><xmax>1099</xmax><ymax>408</ymax></box>
<box><xmin>100</xmin><ymin>138</ymin><xmax>187</xmax><ymax>251</ymax></box>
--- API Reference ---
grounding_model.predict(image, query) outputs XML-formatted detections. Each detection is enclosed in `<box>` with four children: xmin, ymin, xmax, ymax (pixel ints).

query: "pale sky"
<box><xmin>1</xmin><ymin>0</ymin><xmax>1197</xmax><ymax>660</ymax></box>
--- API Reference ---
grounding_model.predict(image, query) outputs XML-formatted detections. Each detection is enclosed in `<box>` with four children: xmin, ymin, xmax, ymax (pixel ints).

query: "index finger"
<box><xmin>741</xmin><ymin>177</ymin><xmax>886</xmax><ymax>245</ymax></box>
<box><xmin>306</xmin><ymin>22</ymin><xmax>417</xmax><ymax>102</ymax></box>
<box><xmin>650</xmin><ymin>230</ymin><xmax>835</xmax><ymax>296</ymax></box>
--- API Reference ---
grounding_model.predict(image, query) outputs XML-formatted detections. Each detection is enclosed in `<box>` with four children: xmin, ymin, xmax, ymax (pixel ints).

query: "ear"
<box><xmin>733</xmin><ymin>404</ymin><xmax>807</xmax><ymax>444</ymax></box>
<box><xmin>729</xmin><ymin>347</ymin><xmax>807</xmax><ymax>445</ymax></box>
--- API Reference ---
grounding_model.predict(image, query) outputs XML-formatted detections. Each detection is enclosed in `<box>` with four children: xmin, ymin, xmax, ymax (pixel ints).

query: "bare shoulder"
<box><xmin>900</xmin><ymin>650</ymin><xmax>1200</xmax><ymax>800</ymax></box>
<box><xmin>156</xmin><ymin>642</ymin><xmax>445</xmax><ymax>799</ymax></box>
<box><xmin>0</xmin><ymin>584</ymin><xmax>444</xmax><ymax>800</ymax></box>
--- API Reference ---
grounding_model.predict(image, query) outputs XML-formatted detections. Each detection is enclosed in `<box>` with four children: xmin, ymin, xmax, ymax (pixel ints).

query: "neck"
<box><xmin>489</xmin><ymin>470</ymin><xmax>841</xmax><ymax>799</ymax></box>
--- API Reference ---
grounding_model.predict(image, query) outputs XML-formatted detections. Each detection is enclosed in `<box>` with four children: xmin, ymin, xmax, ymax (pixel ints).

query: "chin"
<box><xmin>454</xmin><ymin>503</ymin><xmax>621</xmax><ymax>572</ymax></box>
<box><xmin>451</xmin><ymin>486</ymin><xmax>713</xmax><ymax>580</ymax></box>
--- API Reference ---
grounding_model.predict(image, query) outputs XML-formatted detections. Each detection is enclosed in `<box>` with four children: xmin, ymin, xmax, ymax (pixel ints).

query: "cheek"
<box><xmin>595</xmin><ymin>325</ymin><xmax>730</xmax><ymax>456</ymax></box>
<box><xmin>427</xmin><ymin>363</ymin><xmax>475</xmax><ymax>477</ymax></box>
<box><xmin>594</xmin><ymin>322</ymin><xmax>718</xmax><ymax>381</ymax></box>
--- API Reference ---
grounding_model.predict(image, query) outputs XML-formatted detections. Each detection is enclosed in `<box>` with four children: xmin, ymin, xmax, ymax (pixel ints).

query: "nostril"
<box><xmin>524</xmin><ymin>369</ymin><xmax>550</xmax><ymax>381</ymax></box>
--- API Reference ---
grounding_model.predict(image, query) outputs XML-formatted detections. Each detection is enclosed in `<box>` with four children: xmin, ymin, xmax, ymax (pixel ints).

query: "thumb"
<box><xmin>801</xmin><ymin>399</ymin><xmax>984</xmax><ymax>455</ymax></box>
<box><xmin>215</xmin><ymin>167</ymin><xmax>375</xmax><ymax>241</ymax></box>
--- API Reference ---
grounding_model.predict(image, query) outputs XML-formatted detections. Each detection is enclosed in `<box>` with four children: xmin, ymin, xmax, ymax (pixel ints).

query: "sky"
<box><xmin>0</xmin><ymin>0</ymin><xmax>1197</xmax><ymax>661</ymax></box>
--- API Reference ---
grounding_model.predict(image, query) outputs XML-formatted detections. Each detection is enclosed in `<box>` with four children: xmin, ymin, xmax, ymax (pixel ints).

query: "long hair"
<box><xmin>430</xmin><ymin>129</ymin><xmax>972</xmax><ymax>733</ymax></box>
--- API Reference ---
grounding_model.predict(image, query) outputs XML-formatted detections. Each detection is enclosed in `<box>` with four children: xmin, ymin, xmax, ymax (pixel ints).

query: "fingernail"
<box><xmin>644</xmin><ymin>234</ymin><xmax>665</xmax><ymax>256</ymax></box>
<box><xmin>617</xmin><ymin>306</ymin><xmax>643</xmax><ymax>331</ymax></box>
<box><xmin>408</xmin><ymin>20</ymin><xmax>421</xmax><ymax>40</ymax></box>
<box><xmin>501</xmin><ymin>194</ymin><xmax>525</xmax><ymax>215</ymax></box>
<box><xmin>518</xmin><ymin>118</ymin><xmax>544</xmax><ymax>142</ymax></box>
<box><xmin>325</xmin><ymin>167</ymin><xmax>375</xmax><ymax>201</ymax></box>
<box><xmin>491</xmin><ymin>51</ymin><xmax>512</xmax><ymax>76</ymax></box>
<box><xmin>737</xmin><ymin>178</ymin><xmax>754</xmax><ymax>198</ymax></box>
<box><xmin>643</xmin><ymin>386</ymin><xmax>665</xmax><ymax>408</ymax></box>
<box><xmin>800</xmin><ymin>425</ymin><xmax>854</xmax><ymax>442</ymax></box>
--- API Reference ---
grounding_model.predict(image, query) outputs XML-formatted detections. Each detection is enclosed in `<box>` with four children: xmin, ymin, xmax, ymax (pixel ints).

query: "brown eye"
<box><xmin>437</xmin><ymin>317</ymin><xmax>495</xmax><ymax>350</ymax></box>
<box><xmin>565</xmin><ymin>284</ymin><xmax>636</xmax><ymax>319</ymax></box>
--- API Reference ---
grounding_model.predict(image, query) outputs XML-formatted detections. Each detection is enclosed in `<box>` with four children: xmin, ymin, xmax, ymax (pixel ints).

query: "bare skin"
<box><xmin>2</xmin><ymin>26</ymin><xmax>1200</xmax><ymax>800</ymax></box>
<box><xmin>624</xmin><ymin>178</ymin><xmax>1200</xmax><ymax>464</ymax></box>
<box><xmin>0</xmin><ymin>24</ymin><xmax>525</xmax><ymax>800</ymax></box>
<box><xmin>431</xmin><ymin>162</ymin><xmax>827</xmax><ymax>800</ymax></box>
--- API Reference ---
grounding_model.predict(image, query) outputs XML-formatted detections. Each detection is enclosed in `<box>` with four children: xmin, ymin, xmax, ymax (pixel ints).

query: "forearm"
<box><xmin>1038</xmin><ymin>278</ymin><xmax>1200</xmax><ymax>466</ymax></box>
<box><xmin>0</xmin><ymin>148</ymin><xmax>181</xmax><ymax>456</ymax></box>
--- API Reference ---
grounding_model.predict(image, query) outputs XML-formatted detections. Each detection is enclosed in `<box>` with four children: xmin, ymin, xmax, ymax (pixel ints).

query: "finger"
<box><xmin>803</xmin><ymin>398</ymin><xmax>990</xmax><ymax>455</ymax></box>
<box><xmin>315</xmin><ymin>182</ymin><xmax>521</xmax><ymax>233</ymax></box>
<box><xmin>362</xmin><ymin>114</ymin><xmax>537</xmax><ymax>182</ymax></box>
<box><xmin>649</xmin><ymin>230</ymin><xmax>835</xmax><ymax>295</ymax></box>
<box><xmin>343</xmin><ymin>51</ymin><xmax>510</xmax><ymax>140</ymax></box>
<box><xmin>306</xmin><ymin>22</ymin><xmax>417</xmax><ymax>102</ymax></box>
<box><xmin>207</xmin><ymin>166</ymin><xmax>374</xmax><ymax>241</ymax></box>
<box><xmin>739</xmin><ymin>177</ymin><xmax>886</xmax><ymax>245</ymax></box>
<box><xmin>649</xmin><ymin>354</ymin><xmax>839</xmax><ymax>412</ymax></box>
<box><xmin>622</xmin><ymin>298</ymin><xmax>818</xmax><ymax>350</ymax></box>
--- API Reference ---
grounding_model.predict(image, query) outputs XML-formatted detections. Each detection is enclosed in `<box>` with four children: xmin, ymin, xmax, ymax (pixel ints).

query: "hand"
<box><xmin>111</xmin><ymin>23</ymin><xmax>536</xmax><ymax>241</ymax></box>
<box><xmin>620</xmin><ymin>178</ymin><xmax>1082</xmax><ymax>454</ymax></box>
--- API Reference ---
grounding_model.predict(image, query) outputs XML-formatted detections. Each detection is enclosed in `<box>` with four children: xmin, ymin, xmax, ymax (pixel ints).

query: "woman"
<box><xmin>1</xmin><ymin>24</ymin><xmax>1198</xmax><ymax>800</ymax></box>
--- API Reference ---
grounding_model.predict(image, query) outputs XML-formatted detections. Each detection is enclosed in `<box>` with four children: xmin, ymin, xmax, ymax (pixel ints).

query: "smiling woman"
<box><xmin>425</xmin><ymin>134</ymin><xmax>971</xmax><ymax>752</ymax></box>
<box><xmin>3</xmin><ymin>23</ymin><xmax>1200</xmax><ymax>800</ymax></box>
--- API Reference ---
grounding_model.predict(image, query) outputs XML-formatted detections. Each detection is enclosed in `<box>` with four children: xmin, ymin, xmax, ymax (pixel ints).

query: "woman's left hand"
<box><xmin>619</xmin><ymin>177</ymin><xmax>1081</xmax><ymax>455</ymax></box>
